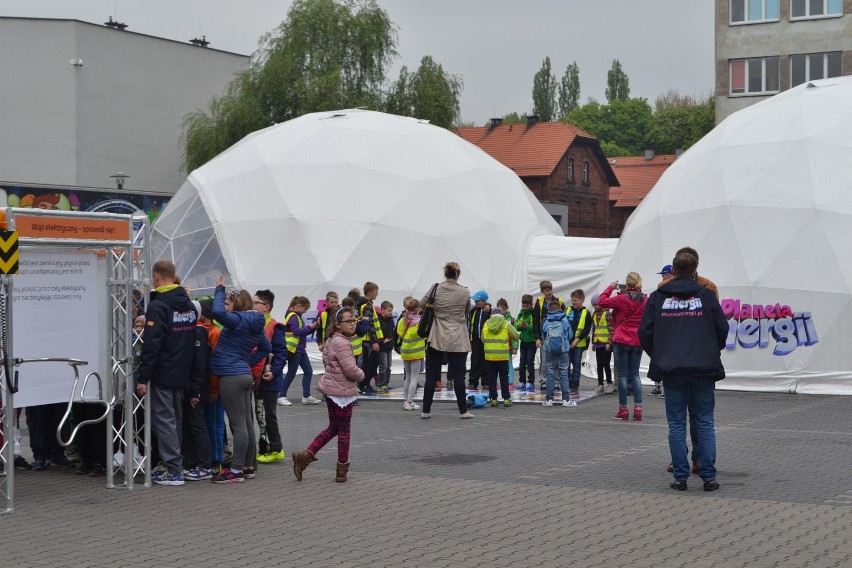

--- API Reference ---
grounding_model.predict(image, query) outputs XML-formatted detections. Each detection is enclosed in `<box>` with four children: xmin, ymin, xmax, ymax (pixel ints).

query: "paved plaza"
<box><xmin>2</xmin><ymin>386</ymin><xmax>851</xmax><ymax>567</ymax></box>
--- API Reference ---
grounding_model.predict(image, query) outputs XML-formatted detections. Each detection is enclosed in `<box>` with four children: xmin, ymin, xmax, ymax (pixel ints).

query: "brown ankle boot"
<box><xmin>293</xmin><ymin>450</ymin><xmax>317</xmax><ymax>481</ymax></box>
<box><xmin>335</xmin><ymin>461</ymin><xmax>350</xmax><ymax>483</ymax></box>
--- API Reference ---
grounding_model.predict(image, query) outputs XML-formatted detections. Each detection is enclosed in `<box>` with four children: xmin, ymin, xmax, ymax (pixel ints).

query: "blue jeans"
<box><xmin>613</xmin><ymin>343</ymin><xmax>643</xmax><ymax>406</ymax></box>
<box><xmin>205</xmin><ymin>398</ymin><xmax>225</xmax><ymax>464</ymax></box>
<box><xmin>567</xmin><ymin>347</ymin><xmax>583</xmax><ymax>391</ymax></box>
<box><xmin>663</xmin><ymin>377</ymin><xmax>717</xmax><ymax>482</ymax></box>
<box><xmin>281</xmin><ymin>351</ymin><xmax>314</xmax><ymax>398</ymax></box>
<box><xmin>545</xmin><ymin>351</ymin><xmax>569</xmax><ymax>401</ymax></box>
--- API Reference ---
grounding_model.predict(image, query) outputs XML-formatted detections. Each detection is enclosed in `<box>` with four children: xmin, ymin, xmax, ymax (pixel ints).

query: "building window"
<box><xmin>582</xmin><ymin>161</ymin><xmax>590</xmax><ymax>184</ymax></box>
<box><xmin>730</xmin><ymin>57</ymin><xmax>780</xmax><ymax>95</ymax></box>
<box><xmin>791</xmin><ymin>52</ymin><xmax>842</xmax><ymax>87</ymax></box>
<box><xmin>790</xmin><ymin>0</ymin><xmax>842</xmax><ymax>19</ymax></box>
<box><xmin>567</xmin><ymin>158</ymin><xmax>575</xmax><ymax>183</ymax></box>
<box><xmin>731</xmin><ymin>0</ymin><xmax>780</xmax><ymax>23</ymax></box>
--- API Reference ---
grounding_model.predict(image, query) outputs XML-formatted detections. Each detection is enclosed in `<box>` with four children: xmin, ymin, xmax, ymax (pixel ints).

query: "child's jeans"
<box><xmin>518</xmin><ymin>342</ymin><xmax>536</xmax><ymax>384</ymax></box>
<box><xmin>378</xmin><ymin>351</ymin><xmax>392</xmax><ymax>388</ymax></box>
<box><xmin>568</xmin><ymin>347</ymin><xmax>584</xmax><ymax>392</ymax></box>
<box><xmin>545</xmin><ymin>351</ymin><xmax>570</xmax><ymax>401</ymax></box>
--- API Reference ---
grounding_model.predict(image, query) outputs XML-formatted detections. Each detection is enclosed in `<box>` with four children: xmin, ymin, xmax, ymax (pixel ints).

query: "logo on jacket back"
<box><xmin>173</xmin><ymin>309</ymin><xmax>197</xmax><ymax>332</ymax></box>
<box><xmin>662</xmin><ymin>297</ymin><xmax>703</xmax><ymax>311</ymax></box>
<box><xmin>721</xmin><ymin>299</ymin><xmax>818</xmax><ymax>357</ymax></box>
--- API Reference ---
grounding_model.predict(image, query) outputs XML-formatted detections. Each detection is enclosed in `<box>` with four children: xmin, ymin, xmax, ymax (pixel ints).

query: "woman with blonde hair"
<box><xmin>597</xmin><ymin>272</ymin><xmax>648</xmax><ymax>421</ymax></box>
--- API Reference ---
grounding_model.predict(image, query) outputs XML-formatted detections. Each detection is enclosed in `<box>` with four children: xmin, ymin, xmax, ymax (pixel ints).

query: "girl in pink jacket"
<box><xmin>292</xmin><ymin>308</ymin><xmax>364</xmax><ymax>483</ymax></box>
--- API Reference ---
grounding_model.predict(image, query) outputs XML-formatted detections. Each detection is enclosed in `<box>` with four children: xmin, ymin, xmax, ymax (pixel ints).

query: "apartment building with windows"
<box><xmin>715</xmin><ymin>0</ymin><xmax>852</xmax><ymax>122</ymax></box>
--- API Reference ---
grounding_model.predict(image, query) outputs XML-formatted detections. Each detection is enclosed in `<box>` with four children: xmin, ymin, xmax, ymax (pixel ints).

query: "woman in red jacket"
<box><xmin>292</xmin><ymin>308</ymin><xmax>364</xmax><ymax>483</ymax></box>
<box><xmin>597</xmin><ymin>272</ymin><xmax>648</xmax><ymax>421</ymax></box>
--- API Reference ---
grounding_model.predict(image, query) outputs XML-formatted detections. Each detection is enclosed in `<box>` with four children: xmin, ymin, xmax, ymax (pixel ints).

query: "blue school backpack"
<box><xmin>544</xmin><ymin>316</ymin><xmax>572</xmax><ymax>355</ymax></box>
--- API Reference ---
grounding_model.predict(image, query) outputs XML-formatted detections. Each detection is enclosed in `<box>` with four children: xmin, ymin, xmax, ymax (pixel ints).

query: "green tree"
<box><xmin>500</xmin><ymin>112</ymin><xmax>526</xmax><ymax>125</ymax></box>
<box><xmin>182</xmin><ymin>0</ymin><xmax>397</xmax><ymax>172</ymax></box>
<box><xmin>647</xmin><ymin>92</ymin><xmax>715</xmax><ymax>154</ymax></box>
<box><xmin>605</xmin><ymin>59</ymin><xmax>630</xmax><ymax>103</ymax></box>
<box><xmin>564</xmin><ymin>98</ymin><xmax>653</xmax><ymax>156</ymax></box>
<box><xmin>532</xmin><ymin>56</ymin><xmax>557</xmax><ymax>122</ymax></box>
<box><xmin>384</xmin><ymin>55</ymin><xmax>463</xmax><ymax>129</ymax></box>
<box><xmin>558</xmin><ymin>61</ymin><xmax>580</xmax><ymax>117</ymax></box>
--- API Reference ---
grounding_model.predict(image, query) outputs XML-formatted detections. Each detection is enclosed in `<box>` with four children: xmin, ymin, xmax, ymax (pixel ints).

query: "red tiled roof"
<box><xmin>455</xmin><ymin>121</ymin><xmax>598</xmax><ymax>177</ymax></box>
<box><xmin>608</xmin><ymin>155</ymin><xmax>677</xmax><ymax>208</ymax></box>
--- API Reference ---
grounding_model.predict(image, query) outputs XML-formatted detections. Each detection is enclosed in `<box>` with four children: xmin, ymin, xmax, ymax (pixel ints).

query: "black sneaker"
<box><xmin>14</xmin><ymin>455</ymin><xmax>33</xmax><ymax>470</ymax></box>
<box><xmin>670</xmin><ymin>480</ymin><xmax>688</xmax><ymax>491</ymax></box>
<box><xmin>703</xmin><ymin>480</ymin><xmax>720</xmax><ymax>492</ymax></box>
<box><xmin>90</xmin><ymin>464</ymin><xmax>105</xmax><ymax>477</ymax></box>
<box><xmin>31</xmin><ymin>458</ymin><xmax>47</xmax><ymax>471</ymax></box>
<box><xmin>650</xmin><ymin>386</ymin><xmax>662</xmax><ymax>395</ymax></box>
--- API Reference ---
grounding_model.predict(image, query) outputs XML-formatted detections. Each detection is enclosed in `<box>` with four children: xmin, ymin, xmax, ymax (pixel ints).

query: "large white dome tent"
<box><xmin>600</xmin><ymin>77</ymin><xmax>852</xmax><ymax>395</ymax></box>
<box><xmin>150</xmin><ymin>109</ymin><xmax>564</xmax><ymax>319</ymax></box>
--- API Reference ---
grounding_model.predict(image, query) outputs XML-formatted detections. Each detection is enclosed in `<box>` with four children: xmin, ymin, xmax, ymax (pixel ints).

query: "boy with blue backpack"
<box><xmin>542</xmin><ymin>299</ymin><xmax>574</xmax><ymax>407</ymax></box>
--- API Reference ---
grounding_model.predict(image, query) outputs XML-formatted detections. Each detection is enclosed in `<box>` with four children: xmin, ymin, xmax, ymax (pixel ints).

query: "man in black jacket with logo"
<box><xmin>136</xmin><ymin>260</ymin><xmax>198</xmax><ymax>486</ymax></box>
<box><xmin>639</xmin><ymin>252</ymin><xmax>728</xmax><ymax>493</ymax></box>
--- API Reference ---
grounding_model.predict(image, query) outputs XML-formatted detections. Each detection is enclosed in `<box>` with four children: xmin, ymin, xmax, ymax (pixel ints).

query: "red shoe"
<box><xmin>613</xmin><ymin>406</ymin><xmax>629</xmax><ymax>420</ymax></box>
<box><xmin>633</xmin><ymin>406</ymin><xmax>643</xmax><ymax>421</ymax></box>
<box><xmin>435</xmin><ymin>381</ymin><xmax>443</xmax><ymax>391</ymax></box>
<box><xmin>691</xmin><ymin>461</ymin><xmax>701</xmax><ymax>475</ymax></box>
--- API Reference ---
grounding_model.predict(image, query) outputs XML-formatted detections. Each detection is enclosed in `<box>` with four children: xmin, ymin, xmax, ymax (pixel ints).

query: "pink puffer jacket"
<box><xmin>318</xmin><ymin>334</ymin><xmax>365</xmax><ymax>397</ymax></box>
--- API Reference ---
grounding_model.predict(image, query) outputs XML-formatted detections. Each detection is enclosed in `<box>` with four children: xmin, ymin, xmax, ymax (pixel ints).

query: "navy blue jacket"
<box><xmin>209</xmin><ymin>286</ymin><xmax>272</xmax><ymax>377</ymax></box>
<box><xmin>639</xmin><ymin>277</ymin><xmax>728</xmax><ymax>381</ymax></box>
<box><xmin>257</xmin><ymin>322</ymin><xmax>288</xmax><ymax>393</ymax></box>
<box><xmin>188</xmin><ymin>324</ymin><xmax>209</xmax><ymax>399</ymax></box>
<box><xmin>137</xmin><ymin>285</ymin><xmax>198</xmax><ymax>390</ymax></box>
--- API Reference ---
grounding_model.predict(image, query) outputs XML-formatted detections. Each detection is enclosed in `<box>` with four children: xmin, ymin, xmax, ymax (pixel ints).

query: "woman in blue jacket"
<box><xmin>209</xmin><ymin>276</ymin><xmax>272</xmax><ymax>484</ymax></box>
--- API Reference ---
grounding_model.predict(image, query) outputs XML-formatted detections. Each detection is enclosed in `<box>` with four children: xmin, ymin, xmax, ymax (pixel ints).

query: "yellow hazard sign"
<box><xmin>0</xmin><ymin>230</ymin><xmax>20</xmax><ymax>274</ymax></box>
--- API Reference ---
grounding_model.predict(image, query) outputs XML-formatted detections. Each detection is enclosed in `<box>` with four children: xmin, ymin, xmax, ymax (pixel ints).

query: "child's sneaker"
<box><xmin>212</xmin><ymin>469</ymin><xmax>245</xmax><ymax>484</ymax></box>
<box><xmin>153</xmin><ymin>471</ymin><xmax>185</xmax><ymax>486</ymax></box>
<box><xmin>435</xmin><ymin>380</ymin><xmax>443</xmax><ymax>391</ymax></box>
<box><xmin>446</xmin><ymin>379</ymin><xmax>454</xmax><ymax>390</ymax></box>
<box><xmin>14</xmin><ymin>456</ymin><xmax>33</xmax><ymax>470</ymax></box>
<box><xmin>183</xmin><ymin>467</ymin><xmax>213</xmax><ymax>481</ymax></box>
<box><xmin>490</xmin><ymin>399</ymin><xmax>498</xmax><ymax>408</ymax></box>
<box><xmin>604</xmin><ymin>383</ymin><xmax>614</xmax><ymax>394</ymax></box>
<box><xmin>542</xmin><ymin>399</ymin><xmax>553</xmax><ymax>407</ymax></box>
<box><xmin>594</xmin><ymin>384</ymin><xmax>604</xmax><ymax>394</ymax></box>
<box><xmin>410</xmin><ymin>402</ymin><xmax>420</xmax><ymax>410</ymax></box>
<box><xmin>31</xmin><ymin>458</ymin><xmax>46</xmax><ymax>471</ymax></box>
<box><xmin>403</xmin><ymin>401</ymin><xmax>413</xmax><ymax>410</ymax></box>
<box><xmin>503</xmin><ymin>399</ymin><xmax>512</xmax><ymax>408</ymax></box>
<box><xmin>569</xmin><ymin>391</ymin><xmax>581</xmax><ymax>399</ymax></box>
<box><xmin>242</xmin><ymin>467</ymin><xmax>257</xmax><ymax>479</ymax></box>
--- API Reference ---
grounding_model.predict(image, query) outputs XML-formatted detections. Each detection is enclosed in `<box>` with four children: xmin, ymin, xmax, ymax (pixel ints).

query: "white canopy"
<box><xmin>151</xmin><ymin>109</ymin><xmax>564</xmax><ymax>318</ymax></box>
<box><xmin>527</xmin><ymin>234</ymin><xmax>618</xmax><ymax>302</ymax></box>
<box><xmin>601</xmin><ymin>77</ymin><xmax>852</xmax><ymax>394</ymax></box>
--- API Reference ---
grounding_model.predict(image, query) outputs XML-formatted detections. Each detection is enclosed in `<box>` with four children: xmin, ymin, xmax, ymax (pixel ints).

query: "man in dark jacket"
<box><xmin>639</xmin><ymin>252</ymin><xmax>728</xmax><ymax>493</ymax></box>
<box><xmin>136</xmin><ymin>260</ymin><xmax>198</xmax><ymax>486</ymax></box>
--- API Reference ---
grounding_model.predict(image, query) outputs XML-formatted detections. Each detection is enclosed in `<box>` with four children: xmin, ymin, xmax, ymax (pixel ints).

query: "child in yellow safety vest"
<box><xmin>590</xmin><ymin>294</ymin><xmax>614</xmax><ymax>395</ymax></box>
<box><xmin>566</xmin><ymin>289</ymin><xmax>591</xmax><ymax>398</ymax></box>
<box><xmin>481</xmin><ymin>307</ymin><xmax>520</xmax><ymax>407</ymax></box>
<box><xmin>395</xmin><ymin>299</ymin><xmax>426</xmax><ymax>410</ymax></box>
<box><xmin>496</xmin><ymin>298</ymin><xmax>519</xmax><ymax>391</ymax></box>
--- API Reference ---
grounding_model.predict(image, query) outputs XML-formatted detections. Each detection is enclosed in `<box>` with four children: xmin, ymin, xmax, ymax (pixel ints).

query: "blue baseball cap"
<box><xmin>471</xmin><ymin>290</ymin><xmax>488</xmax><ymax>302</ymax></box>
<box><xmin>657</xmin><ymin>264</ymin><xmax>673</xmax><ymax>275</ymax></box>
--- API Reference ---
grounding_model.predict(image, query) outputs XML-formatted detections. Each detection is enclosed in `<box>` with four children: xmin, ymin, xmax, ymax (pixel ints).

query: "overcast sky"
<box><xmin>4</xmin><ymin>0</ymin><xmax>715</xmax><ymax>124</ymax></box>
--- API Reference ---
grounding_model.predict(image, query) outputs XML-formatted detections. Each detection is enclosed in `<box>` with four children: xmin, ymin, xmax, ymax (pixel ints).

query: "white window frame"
<box><xmin>729</xmin><ymin>57</ymin><xmax>780</xmax><ymax>96</ymax></box>
<box><xmin>730</xmin><ymin>0</ymin><xmax>781</xmax><ymax>24</ymax></box>
<box><xmin>790</xmin><ymin>0</ymin><xmax>843</xmax><ymax>20</ymax></box>
<box><xmin>567</xmin><ymin>158</ymin><xmax>575</xmax><ymax>183</ymax></box>
<box><xmin>790</xmin><ymin>52</ymin><xmax>843</xmax><ymax>87</ymax></box>
<box><xmin>582</xmin><ymin>161</ymin><xmax>590</xmax><ymax>184</ymax></box>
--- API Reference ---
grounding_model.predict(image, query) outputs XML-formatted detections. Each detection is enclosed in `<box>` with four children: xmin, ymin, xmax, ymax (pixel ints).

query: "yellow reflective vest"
<box><xmin>481</xmin><ymin>325</ymin><xmax>510</xmax><ymax>361</ymax></box>
<box><xmin>592</xmin><ymin>311</ymin><xmax>611</xmax><ymax>344</ymax></box>
<box><xmin>396</xmin><ymin>316</ymin><xmax>426</xmax><ymax>361</ymax></box>
<box><xmin>284</xmin><ymin>311</ymin><xmax>301</xmax><ymax>354</ymax></box>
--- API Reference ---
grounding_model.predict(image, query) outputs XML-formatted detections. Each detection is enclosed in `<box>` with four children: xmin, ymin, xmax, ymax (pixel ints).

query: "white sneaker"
<box><xmin>403</xmin><ymin>401</ymin><xmax>413</xmax><ymax>410</ymax></box>
<box><xmin>421</xmin><ymin>412</ymin><xmax>431</xmax><ymax>419</ymax></box>
<box><xmin>459</xmin><ymin>412</ymin><xmax>475</xmax><ymax>419</ymax></box>
<box><xmin>410</xmin><ymin>402</ymin><xmax>420</xmax><ymax>410</ymax></box>
<box><xmin>543</xmin><ymin>399</ymin><xmax>553</xmax><ymax>407</ymax></box>
<box><xmin>562</xmin><ymin>399</ymin><xmax>576</xmax><ymax>407</ymax></box>
<box><xmin>594</xmin><ymin>385</ymin><xmax>605</xmax><ymax>394</ymax></box>
<box><xmin>605</xmin><ymin>383</ymin><xmax>614</xmax><ymax>394</ymax></box>
<box><xmin>302</xmin><ymin>396</ymin><xmax>322</xmax><ymax>405</ymax></box>
<box><xmin>277</xmin><ymin>397</ymin><xmax>292</xmax><ymax>406</ymax></box>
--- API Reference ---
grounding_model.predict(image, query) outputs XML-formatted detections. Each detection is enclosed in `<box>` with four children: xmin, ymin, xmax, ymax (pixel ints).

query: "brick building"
<box><xmin>608</xmin><ymin>153</ymin><xmax>677</xmax><ymax>236</ymax></box>
<box><xmin>455</xmin><ymin>117</ymin><xmax>619</xmax><ymax>237</ymax></box>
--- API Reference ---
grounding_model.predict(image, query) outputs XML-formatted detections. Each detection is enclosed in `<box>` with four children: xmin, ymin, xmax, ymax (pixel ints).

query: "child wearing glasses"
<box><xmin>293</xmin><ymin>308</ymin><xmax>364</xmax><ymax>483</ymax></box>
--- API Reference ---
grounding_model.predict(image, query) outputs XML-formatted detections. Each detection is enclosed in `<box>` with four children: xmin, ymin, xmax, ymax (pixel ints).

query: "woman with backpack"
<box><xmin>597</xmin><ymin>272</ymin><xmax>648</xmax><ymax>421</ymax></box>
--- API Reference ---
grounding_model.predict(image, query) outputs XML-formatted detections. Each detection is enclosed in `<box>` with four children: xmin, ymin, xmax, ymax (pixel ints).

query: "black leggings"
<box><xmin>596</xmin><ymin>348</ymin><xmax>613</xmax><ymax>385</ymax></box>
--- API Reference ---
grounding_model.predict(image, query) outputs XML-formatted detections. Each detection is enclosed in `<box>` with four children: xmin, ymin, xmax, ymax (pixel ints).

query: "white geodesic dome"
<box><xmin>601</xmin><ymin>77</ymin><xmax>852</xmax><ymax>394</ymax></box>
<box><xmin>151</xmin><ymin>109</ymin><xmax>562</xmax><ymax>319</ymax></box>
